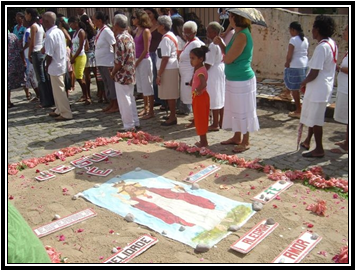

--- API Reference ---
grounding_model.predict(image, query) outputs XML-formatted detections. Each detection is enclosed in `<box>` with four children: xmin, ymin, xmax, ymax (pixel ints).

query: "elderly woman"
<box><xmin>178</xmin><ymin>21</ymin><xmax>205</xmax><ymax>116</ymax></box>
<box><xmin>331</xmin><ymin>25</ymin><xmax>349</xmax><ymax>154</ymax></box>
<box><xmin>110</xmin><ymin>14</ymin><xmax>140</xmax><ymax>132</ymax></box>
<box><xmin>132</xmin><ymin>9</ymin><xmax>154</xmax><ymax>120</ymax></box>
<box><xmin>205</xmin><ymin>21</ymin><xmax>226</xmax><ymax>131</ymax></box>
<box><xmin>93</xmin><ymin>11</ymin><xmax>119</xmax><ymax>113</ymax></box>
<box><xmin>156</xmin><ymin>15</ymin><xmax>179</xmax><ymax>126</ymax></box>
<box><xmin>213</xmin><ymin>11</ymin><xmax>259</xmax><ymax>153</ymax></box>
<box><xmin>299</xmin><ymin>15</ymin><xmax>338</xmax><ymax>158</ymax></box>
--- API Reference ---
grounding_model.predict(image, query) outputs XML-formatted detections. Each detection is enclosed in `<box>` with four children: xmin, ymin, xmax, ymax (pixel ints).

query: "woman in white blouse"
<box><xmin>156</xmin><ymin>15</ymin><xmax>179</xmax><ymax>126</ymax></box>
<box><xmin>205</xmin><ymin>21</ymin><xmax>226</xmax><ymax>131</ymax></box>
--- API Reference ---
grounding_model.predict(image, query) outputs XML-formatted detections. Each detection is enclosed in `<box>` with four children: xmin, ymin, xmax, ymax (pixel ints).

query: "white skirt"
<box><xmin>136</xmin><ymin>58</ymin><xmax>153</xmax><ymax>96</ymax></box>
<box><xmin>334</xmin><ymin>92</ymin><xmax>348</xmax><ymax>124</ymax></box>
<box><xmin>207</xmin><ymin>63</ymin><xmax>225</xmax><ymax>109</ymax></box>
<box><xmin>300</xmin><ymin>97</ymin><xmax>327</xmax><ymax>127</ymax></box>
<box><xmin>222</xmin><ymin>77</ymin><xmax>259</xmax><ymax>134</ymax></box>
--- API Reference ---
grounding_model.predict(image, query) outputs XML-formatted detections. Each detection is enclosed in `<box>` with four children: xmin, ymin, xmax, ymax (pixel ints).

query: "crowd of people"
<box><xmin>7</xmin><ymin>8</ymin><xmax>349</xmax><ymax>156</ymax></box>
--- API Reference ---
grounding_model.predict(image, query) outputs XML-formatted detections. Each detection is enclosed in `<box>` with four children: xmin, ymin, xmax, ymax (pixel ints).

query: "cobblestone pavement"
<box><xmin>7</xmin><ymin>80</ymin><xmax>348</xmax><ymax>181</ymax></box>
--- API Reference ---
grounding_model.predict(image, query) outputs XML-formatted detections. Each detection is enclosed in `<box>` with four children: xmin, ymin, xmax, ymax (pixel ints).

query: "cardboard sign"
<box><xmin>70</xmin><ymin>157</ymin><xmax>93</xmax><ymax>168</ymax></box>
<box><xmin>230</xmin><ymin>219</ymin><xmax>279</xmax><ymax>254</ymax></box>
<box><xmin>89</xmin><ymin>153</ymin><xmax>108</xmax><ymax>162</ymax></box>
<box><xmin>86</xmin><ymin>166</ymin><xmax>113</xmax><ymax>177</ymax></box>
<box><xmin>184</xmin><ymin>165</ymin><xmax>221</xmax><ymax>183</ymax></box>
<box><xmin>103</xmin><ymin>234</ymin><xmax>158</xmax><ymax>263</ymax></box>
<box><xmin>50</xmin><ymin>165</ymin><xmax>75</xmax><ymax>174</ymax></box>
<box><xmin>252</xmin><ymin>180</ymin><xmax>293</xmax><ymax>203</ymax></box>
<box><xmin>271</xmin><ymin>231</ymin><xmax>322</xmax><ymax>263</ymax></box>
<box><xmin>33</xmin><ymin>208</ymin><xmax>97</xmax><ymax>238</ymax></box>
<box><xmin>35</xmin><ymin>171</ymin><xmax>56</xmax><ymax>182</ymax></box>
<box><xmin>101</xmin><ymin>149</ymin><xmax>122</xmax><ymax>157</ymax></box>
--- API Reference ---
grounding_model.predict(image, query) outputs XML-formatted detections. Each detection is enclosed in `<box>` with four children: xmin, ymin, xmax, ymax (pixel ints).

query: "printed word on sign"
<box><xmin>70</xmin><ymin>157</ymin><xmax>93</xmax><ymax>168</ymax></box>
<box><xmin>35</xmin><ymin>171</ymin><xmax>56</xmax><ymax>182</ymax></box>
<box><xmin>101</xmin><ymin>149</ymin><xmax>122</xmax><ymax>157</ymax></box>
<box><xmin>184</xmin><ymin>165</ymin><xmax>221</xmax><ymax>183</ymax></box>
<box><xmin>103</xmin><ymin>234</ymin><xmax>158</xmax><ymax>263</ymax></box>
<box><xmin>89</xmin><ymin>153</ymin><xmax>108</xmax><ymax>162</ymax></box>
<box><xmin>230</xmin><ymin>219</ymin><xmax>279</xmax><ymax>254</ymax></box>
<box><xmin>252</xmin><ymin>180</ymin><xmax>293</xmax><ymax>203</ymax></box>
<box><xmin>86</xmin><ymin>166</ymin><xmax>113</xmax><ymax>177</ymax></box>
<box><xmin>50</xmin><ymin>165</ymin><xmax>75</xmax><ymax>174</ymax></box>
<box><xmin>33</xmin><ymin>208</ymin><xmax>97</xmax><ymax>238</ymax></box>
<box><xmin>271</xmin><ymin>231</ymin><xmax>322</xmax><ymax>263</ymax></box>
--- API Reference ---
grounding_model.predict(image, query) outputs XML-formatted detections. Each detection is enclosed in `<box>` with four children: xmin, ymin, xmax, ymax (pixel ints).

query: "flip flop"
<box><xmin>208</xmin><ymin>126</ymin><xmax>220</xmax><ymax>132</ymax></box>
<box><xmin>220</xmin><ymin>139</ymin><xmax>240</xmax><ymax>145</ymax></box>
<box><xmin>185</xmin><ymin>122</ymin><xmax>195</xmax><ymax>128</ymax></box>
<box><xmin>141</xmin><ymin>114</ymin><xmax>155</xmax><ymax>120</ymax></box>
<box><xmin>299</xmin><ymin>142</ymin><xmax>310</xmax><ymax>150</ymax></box>
<box><xmin>232</xmin><ymin>145</ymin><xmax>250</xmax><ymax>153</ymax></box>
<box><xmin>288</xmin><ymin>111</ymin><xmax>301</xmax><ymax>118</ymax></box>
<box><xmin>302</xmin><ymin>151</ymin><xmax>325</xmax><ymax>158</ymax></box>
<box><xmin>330</xmin><ymin>146</ymin><xmax>348</xmax><ymax>154</ymax></box>
<box><xmin>334</xmin><ymin>140</ymin><xmax>345</xmax><ymax>146</ymax></box>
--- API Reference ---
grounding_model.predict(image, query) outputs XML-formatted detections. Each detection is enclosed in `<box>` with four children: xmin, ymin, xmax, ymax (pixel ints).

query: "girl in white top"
<box><xmin>299</xmin><ymin>15</ymin><xmax>338</xmax><ymax>158</ymax></box>
<box><xmin>284</xmin><ymin>21</ymin><xmax>309</xmax><ymax>118</ymax></box>
<box><xmin>205</xmin><ymin>22</ymin><xmax>225</xmax><ymax>131</ymax></box>
<box><xmin>68</xmin><ymin>17</ymin><xmax>90</xmax><ymax>105</ymax></box>
<box><xmin>331</xmin><ymin>25</ymin><xmax>349</xmax><ymax>153</ymax></box>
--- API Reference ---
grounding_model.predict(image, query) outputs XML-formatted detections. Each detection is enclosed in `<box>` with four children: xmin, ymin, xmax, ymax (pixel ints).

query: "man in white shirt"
<box><xmin>42</xmin><ymin>12</ymin><xmax>73</xmax><ymax>121</ymax></box>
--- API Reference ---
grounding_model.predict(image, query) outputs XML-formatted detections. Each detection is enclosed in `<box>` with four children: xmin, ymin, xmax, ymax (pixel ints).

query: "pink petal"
<box><xmin>307</xmin><ymin>223</ymin><xmax>314</xmax><ymax>228</ymax></box>
<box><xmin>109</xmin><ymin>230</ymin><xmax>114</xmax><ymax>234</ymax></box>
<box><xmin>99</xmin><ymin>256</ymin><xmax>104</xmax><ymax>260</ymax></box>
<box><xmin>77</xmin><ymin>228</ymin><xmax>84</xmax><ymax>233</ymax></box>
<box><xmin>58</xmin><ymin>235</ymin><xmax>65</xmax><ymax>241</ymax></box>
<box><xmin>9</xmin><ymin>195</ymin><xmax>14</xmax><ymax>200</ymax></box>
<box><xmin>333</xmin><ymin>193</ymin><xmax>339</xmax><ymax>199</ymax></box>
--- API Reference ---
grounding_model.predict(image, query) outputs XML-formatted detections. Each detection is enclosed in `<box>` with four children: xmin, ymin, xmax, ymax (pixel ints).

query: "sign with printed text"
<box><xmin>101</xmin><ymin>149</ymin><xmax>122</xmax><ymax>157</ymax></box>
<box><xmin>50</xmin><ymin>165</ymin><xmax>75</xmax><ymax>174</ymax></box>
<box><xmin>35</xmin><ymin>171</ymin><xmax>56</xmax><ymax>182</ymax></box>
<box><xmin>252</xmin><ymin>180</ymin><xmax>293</xmax><ymax>204</ymax></box>
<box><xmin>230</xmin><ymin>219</ymin><xmax>279</xmax><ymax>254</ymax></box>
<box><xmin>103</xmin><ymin>234</ymin><xmax>158</xmax><ymax>263</ymax></box>
<box><xmin>271</xmin><ymin>231</ymin><xmax>322</xmax><ymax>263</ymax></box>
<box><xmin>33</xmin><ymin>208</ymin><xmax>97</xmax><ymax>238</ymax></box>
<box><xmin>89</xmin><ymin>153</ymin><xmax>108</xmax><ymax>162</ymax></box>
<box><xmin>70</xmin><ymin>157</ymin><xmax>93</xmax><ymax>168</ymax></box>
<box><xmin>183</xmin><ymin>165</ymin><xmax>221</xmax><ymax>183</ymax></box>
<box><xmin>86</xmin><ymin>166</ymin><xmax>113</xmax><ymax>177</ymax></box>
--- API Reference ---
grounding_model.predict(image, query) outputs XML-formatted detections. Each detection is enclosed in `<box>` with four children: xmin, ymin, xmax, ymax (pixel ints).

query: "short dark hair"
<box><xmin>313</xmin><ymin>15</ymin><xmax>336</xmax><ymax>38</ymax></box>
<box><xmin>231</xmin><ymin>13</ymin><xmax>251</xmax><ymax>30</ymax></box>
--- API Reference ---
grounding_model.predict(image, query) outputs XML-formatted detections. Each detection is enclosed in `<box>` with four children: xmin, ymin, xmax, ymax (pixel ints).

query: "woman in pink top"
<box><xmin>132</xmin><ymin>9</ymin><xmax>154</xmax><ymax>120</ymax></box>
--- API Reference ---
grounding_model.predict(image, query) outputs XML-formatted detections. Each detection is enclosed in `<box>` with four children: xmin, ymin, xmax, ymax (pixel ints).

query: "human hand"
<box><xmin>213</xmin><ymin>36</ymin><xmax>223</xmax><ymax>45</ymax></box>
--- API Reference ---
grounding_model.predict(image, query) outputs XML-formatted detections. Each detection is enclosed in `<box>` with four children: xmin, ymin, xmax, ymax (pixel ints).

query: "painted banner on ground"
<box><xmin>82</xmin><ymin>169</ymin><xmax>255</xmax><ymax>248</ymax></box>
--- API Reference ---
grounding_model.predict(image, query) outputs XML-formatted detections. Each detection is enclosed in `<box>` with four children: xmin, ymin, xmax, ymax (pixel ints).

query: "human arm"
<box><xmin>28</xmin><ymin>24</ymin><xmax>37</xmax><ymax>61</ymax></box>
<box><xmin>220</xmin><ymin>23</ymin><xmax>233</xmax><ymax>38</ymax></box>
<box><xmin>156</xmin><ymin>56</ymin><xmax>169</xmax><ymax>86</ymax></box>
<box><xmin>135</xmin><ymin>28</ymin><xmax>151</xmax><ymax>68</ymax></box>
<box><xmin>223</xmin><ymin>31</ymin><xmax>246</xmax><ymax>64</ymax></box>
<box><xmin>336</xmin><ymin>65</ymin><xmax>348</xmax><ymax>74</ymax></box>
<box><xmin>70</xmin><ymin>30</ymin><xmax>86</xmax><ymax>64</ymax></box>
<box><xmin>194</xmin><ymin>73</ymin><xmax>207</xmax><ymax>96</ymax></box>
<box><xmin>213</xmin><ymin>36</ymin><xmax>226</xmax><ymax>54</ymax></box>
<box><xmin>285</xmin><ymin>44</ymin><xmax>294</xmax><ymax>68</ymax></box>
<box><xmin>300</xmin><ymin>69</ymin><xmax>319</xmax><ymax>88</ymax></box>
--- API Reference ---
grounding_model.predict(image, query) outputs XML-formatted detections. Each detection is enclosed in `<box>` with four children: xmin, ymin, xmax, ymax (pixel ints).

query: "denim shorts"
<box><xmin>284</xmin><ymin>67</ymin><xmax>308</xmax><ymax>91</ymax></box>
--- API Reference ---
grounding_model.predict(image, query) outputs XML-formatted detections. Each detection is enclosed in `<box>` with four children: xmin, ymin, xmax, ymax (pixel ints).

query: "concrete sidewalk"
<box><xmin>7</xmin><ymin>80</ymin><xmax>348</xmax><ymax>181</ymax></box>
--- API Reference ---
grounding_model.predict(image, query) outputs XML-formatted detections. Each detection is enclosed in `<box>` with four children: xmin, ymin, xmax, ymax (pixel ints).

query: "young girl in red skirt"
<box><xmin>189</xmin><ymin>46</ymin><xmax>210</xmax><ymax>147</ymax></box>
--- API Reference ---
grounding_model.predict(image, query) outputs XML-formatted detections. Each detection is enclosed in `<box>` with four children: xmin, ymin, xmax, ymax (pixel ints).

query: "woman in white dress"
<box><xmin>299</xmin><ymin>15</ymin><xmax>337</xmax><ymax>158</ymax></box>
<box><xmin>205</xmin><ymin>22</ymin><xmax>226</xmax><ymax>131</ymax></box>
<box><xmin>331</xmin><ymin>25</ymin><xmax>348</xmax><ymax>154</ymax></box>
<box><xmin>178</xmin><ymin>21</ymin><xmax>204</xmax><ymax>116</ymax></box>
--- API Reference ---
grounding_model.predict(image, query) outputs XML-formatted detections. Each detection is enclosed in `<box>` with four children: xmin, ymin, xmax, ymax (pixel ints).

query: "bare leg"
<box><xmin>208</xmin><ymin>109</ymin><xmax>220</xmax><ymax>131</ymax></box>
<box><xmin>291</xmin><ymin>90</ymin><xmax>301</xmax><ymax>113</ymax></box>
<box><xmin>219</xmin><ymin>108</ymin><xmax>224</xmax><ymax>128</ymax></box>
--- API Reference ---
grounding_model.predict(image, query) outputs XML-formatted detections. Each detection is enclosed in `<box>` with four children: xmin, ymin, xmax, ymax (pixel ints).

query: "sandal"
<box><xmin>185</xmin><ymin>122</ymin><xmax>195</xmax><ymax>128</ymax></box>
<box><xmin>330</xmin><ymin>146</ymin><xmax>348</xmax><ymax>154</ymax></box>
<box><xmin>208</xmin><ymin>126</ymin><xmax>219</xmax><ymax>132</ymax></box>
<box><xmin>84</xmin><ymin>99</ymin><xmax>92</xmax><ymax>106</ymax></box>
<box><xmin>232</xmin><ymin>144</ymin><xmax>250</xmax><ymax>153</ymax></box>
<box><xmin>26</xmin><ymin>93</ymin><xmax>32</xmax><ymax>100</ymax></box>
<box><xmin>220</xmin><ymin>139</ymin><xmax>240</xmax><ymax>145</ymax></box>
<box><xmin>76</xmin><ymin>97</ymin><xmax>86</xmax><ymax>102</ymax></box>
<box><xmin>288</xmin><ymin>111</ymin><xmax>301</xmax><ymax>118</ymax></box>
<box><xmin>141</xmin><ymin>114</ymin><xmax>155</xmax><ymax>120</ymax></box>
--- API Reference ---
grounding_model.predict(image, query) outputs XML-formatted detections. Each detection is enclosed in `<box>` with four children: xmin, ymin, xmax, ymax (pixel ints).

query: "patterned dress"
<box><xmin>8</xmin><ymin>33</ymin><xmax>24</xmax><ymax>91</ymax></box>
